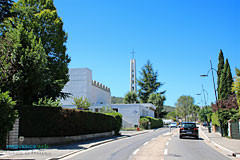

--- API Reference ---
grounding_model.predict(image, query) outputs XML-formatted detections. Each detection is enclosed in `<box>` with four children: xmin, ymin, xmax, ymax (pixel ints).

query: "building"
<box><xmin>130</xmin><ymin>51</ymin><xmax>137</xmax><ymax>92</ymax></box>
<box><xmin>61</xmin><ymin>68</ymin><xmax>111</xmax><ymax>108</ymax></box>
<box><xmin>90</xmin><ymin>103</ymin><xmax>156</xmax><ymax>128</ymax></box>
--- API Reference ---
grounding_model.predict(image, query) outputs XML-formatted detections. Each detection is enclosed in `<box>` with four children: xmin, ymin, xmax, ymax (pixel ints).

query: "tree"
<box><xmin>138</xmin><ymin>60</ymin><xmax>164</xmax><ymax>103</ymax></box>
<box><xmin>232</xmin><ymin>68</ymin><xmax>240</xmax><ymax>107</ymax></box>
<box><xmin>73</xmin><ymin>97</ymin><xmax>91</xmax><ymax>110</ymax></box>
<box><xmin>123</xmin><ymin>91</ymin><xmax>139</xmax><ymax>104</ymax></box>
<box><xmin>212</xmin><ymin>94</ymin><xmax>239</xmax><ymax>136</ymax></box>
<box><xmin>217</xmin><ymin>49</ymin><xmax>224</xmax><ymax>98</ymax></box>
<box><xmin>1</xmin><ymin>0</ymin><xmax>70</xmax><ymax>104</ymax></box>
<box><xmin>148</xmin><ymin>93</ymin><xmax>166</xmax><ymax>118</ymax></box>
<box><xmin>175</xmin><ymin>96</ymin><xmax>194</xmax><ymax>121</ymax></box>
<box><xmin>0</xmin><ymin>90</ymin><xmax>18</xmax><ymax>149</ymax></box>
<box><xmin>166</xmin><ymin>111</ymin><xmax>176</xmax><ymax>121</ymax></box>
<box><xmin>0</xmin><ymin>23</ymin><xmax>48</xmax><ymax>105</ymax></box>
<box><xmin>111</xmin><ymin>96</ymin><xmax>124</xmax><ymax>104</ymax></box>
<box><xmin>0</xmin><ymin>0</ymin><xmax>14</xmax><ymax>24</ymax></box>
<box><xmin>100</xmin><ymin>106</ymin><xmax>115</xmax><ymax>113</ymax></box>
<box><xmin>219</xmin><ymin>59</ymin><xmax>233</xmax><ymax>100</ymax></box>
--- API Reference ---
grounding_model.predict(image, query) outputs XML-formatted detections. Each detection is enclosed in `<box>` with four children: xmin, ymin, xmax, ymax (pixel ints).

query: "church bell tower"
<box><xmin>130</xmin><ymin>50</ymin><xmax>137</xmax><ymax>92</ymax></box>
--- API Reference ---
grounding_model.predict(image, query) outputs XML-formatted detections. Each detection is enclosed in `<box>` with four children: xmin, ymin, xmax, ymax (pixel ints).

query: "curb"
<box><xmin>199</xmin><ymin>127</ymin><xmax>238</xmax><ymax>158</ymax></box>
<box><xmin>51</xmin><ymin>130</ymin><xmax>152</xmax><ymax>160</ymax></box>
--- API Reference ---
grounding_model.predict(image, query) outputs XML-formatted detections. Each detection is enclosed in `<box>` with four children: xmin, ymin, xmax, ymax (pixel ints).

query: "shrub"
<box><xmin>33</xmin><ymin>97</ymin><xmax>62</xmax><ymax>107</ymax></box>
<box><xmin>106</xmin><ymin>112</ymin><xmax>122</xmax><ymax>135</ymax></box>
<box><xmin>139</xmin><ymin>117</ymin><xmax>149</xmax><ymax>129</ymax></box>
<box><xmin>16</xmin><ymin>105</ymin><xmax>117</xmax><ymax>137</ymax></box>
<box><xmin>211</xmin><ymin>112</ymin><xmax>220</xmax><ymax>127</ymax></box>
<box><xmin>0</xmin><ymin>91</ymin><xmax>18</xmax><ymax>149</ymax></box>
<box><xmin>145</xmin><ymin>116</ymin><xmax>163</xmax><ymax>129</ymax></box>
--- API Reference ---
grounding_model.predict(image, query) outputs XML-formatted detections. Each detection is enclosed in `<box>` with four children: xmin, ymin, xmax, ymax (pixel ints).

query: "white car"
<box><xmin>170</xmin><ymin>122</ymin><xmax>177</xmax><ymax>128</ymax></box>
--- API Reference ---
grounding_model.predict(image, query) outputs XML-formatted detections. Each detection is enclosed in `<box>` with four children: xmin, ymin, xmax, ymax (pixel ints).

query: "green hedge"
<box><xmin>140</xmin><ymin>116</ymin><xmax>163</xmax><ymax>129</ymax></box>
<box><xmin>139</xmin><ymin>117</ymin><xmax>149</xmax><ymax>129</ymax></box>
<box><xmin>105</xmin><ymin>112</ymin><xmax>122</xmax><ymax>134</ymax></box>
<box><xmin>16</xmin><ymin>106</ymin><xmax>118</xmax><ymax>137</ymax></box>
<box><xmin>211</xmin><ymin>112</ymin><xmax>220</xmax><ymax>127</ymax></box>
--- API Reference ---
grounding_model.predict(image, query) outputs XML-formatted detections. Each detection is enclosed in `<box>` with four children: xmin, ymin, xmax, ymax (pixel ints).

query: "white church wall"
<box><xmin>61</xmin><ymin>68</ymin><xmax>111</xmax><ymax>108</ymax></box>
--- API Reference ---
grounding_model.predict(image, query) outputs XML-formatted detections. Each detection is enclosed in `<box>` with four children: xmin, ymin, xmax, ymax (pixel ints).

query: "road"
<box><xmin>164</xmin><ymin>130</ymin><xmax>230</xmax><ymax>160</ymax></box>
<box><xmin>63</xmin><ymin>128</ymin><xmax>169</xmax><ymax>160</ymax></box>
<box><xmin>62</xmin><ymin>128</ymin><xmax>231</xmax><ymax>160</ymax></box>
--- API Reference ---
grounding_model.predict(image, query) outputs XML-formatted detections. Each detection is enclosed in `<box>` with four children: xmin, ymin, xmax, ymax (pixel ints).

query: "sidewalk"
<box><xmin>0</xmin><ymin>129</ymin><xmax>154</xmax><ymax>160</ymax></box>
<box><xmin>200</xmin><ymin>126</ymin><xmax>240</xmax><ymax>158</ymax></box>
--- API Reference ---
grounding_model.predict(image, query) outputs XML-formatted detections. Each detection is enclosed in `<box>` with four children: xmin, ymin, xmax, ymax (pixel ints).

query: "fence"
<box><xmin>228</xmin><ymin>120</ymin><xmax>240</xmax><ymax>139</ymax></box>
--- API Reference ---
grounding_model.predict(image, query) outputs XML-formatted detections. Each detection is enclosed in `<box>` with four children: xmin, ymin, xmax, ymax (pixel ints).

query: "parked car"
<box><xmin>179</xmin><ymin>122</ymin><xmax>199</xmax><ymax>139</ymax></box>
<box><xmin>169</xmin><ymin>122</ymin><xmax>177</xmax><ymax>128</ymax></box>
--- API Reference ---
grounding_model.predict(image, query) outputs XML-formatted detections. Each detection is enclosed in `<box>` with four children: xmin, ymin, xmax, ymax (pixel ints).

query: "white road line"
<box><xmin>166</xmin><ymin>142</ymin><xmax>169</xmax><ymax>146</ymax></box>
<box><xmin>164</xmin><ymin>149</ymin><xmax>168</xmax><ymax>155</ymax></box>
<box><xmin>133</xmin><ymin>149</ymin><xmax>140</xmax><ymax>155</ymax></box>
<box><xmin>143</xmin><ymin>142</ymin><xmax>149</xmax><ymax>146</ymax></box>
<box><xmin>169</xmin><ymin>138</ymin><xmax>171</xmax><ymax>141</ymax></box>
<box><xmin>151</xmin><ymin>138</ymin><xmax>156</xmax><ymax>141</ymax></box>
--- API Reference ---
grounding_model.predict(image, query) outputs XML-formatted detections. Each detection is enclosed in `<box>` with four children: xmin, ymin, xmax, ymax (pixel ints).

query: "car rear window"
<box><xmin>183</xmin><ymin>123</ymin><xmax>196</xmax><ymax>128</ymax></box>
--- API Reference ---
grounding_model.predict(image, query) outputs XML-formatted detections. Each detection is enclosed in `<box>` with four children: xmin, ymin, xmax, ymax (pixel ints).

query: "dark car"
<box><xmin>179</xmin><ymin>122</ymin><xmax>199</xmax><ymax>139</ymax></box>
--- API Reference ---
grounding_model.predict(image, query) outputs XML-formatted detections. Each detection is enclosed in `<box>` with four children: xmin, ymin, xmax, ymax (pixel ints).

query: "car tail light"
<box><xmin>194</xmin><ymin>128</ymin><xmax>198</xmax><ymax>131</ymax></box>
<box><xmin>180</xmin><ymin>128</ymin><xmax>184</xmax><ymax>130</ymax></box>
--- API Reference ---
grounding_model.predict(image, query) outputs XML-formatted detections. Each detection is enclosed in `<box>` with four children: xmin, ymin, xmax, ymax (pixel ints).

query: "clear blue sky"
<box><xmin>54</xmin><ymin>0</ymin><xmax>240</xmax><ymax>107</ymax></box>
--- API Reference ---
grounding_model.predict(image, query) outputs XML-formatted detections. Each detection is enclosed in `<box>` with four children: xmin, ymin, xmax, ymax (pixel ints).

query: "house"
<box><xmin>90</xmin><ymin>103</ymin><xmax>156</xmax><ymax>128</ymax></box>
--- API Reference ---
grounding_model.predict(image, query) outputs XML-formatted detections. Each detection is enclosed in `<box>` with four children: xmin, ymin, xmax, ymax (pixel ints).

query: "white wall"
<box><xmin>61</xmin><ymin>68</ymin><xmax>111</xmax><ymax>107</ymax></box>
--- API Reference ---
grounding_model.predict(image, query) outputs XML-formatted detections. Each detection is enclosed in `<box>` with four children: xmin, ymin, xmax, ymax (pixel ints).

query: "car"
<box><xmin>179</xmin><ymin>122</ymin><xmax>199</xmax><ymax>139</ymax></box>
<box><xmin>169</xmin><ymin>122</ymin><xmax>177</xmax><ymax>128</ymax></box>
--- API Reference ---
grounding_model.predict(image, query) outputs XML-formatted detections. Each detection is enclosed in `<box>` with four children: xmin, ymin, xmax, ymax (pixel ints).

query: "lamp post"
<box><xmin>200</xmin><ymin>59</ymin><xmax>218</xmax><ymax>133</ymax></box>
<box><xmin>200</xmin><ymin>59</ymin><xmax>218</xmax><ymax>103</ymax></box>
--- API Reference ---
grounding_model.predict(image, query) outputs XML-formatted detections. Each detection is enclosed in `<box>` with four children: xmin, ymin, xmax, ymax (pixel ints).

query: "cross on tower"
<box><xmin>131</xmin><ymin>50</ymin><xmax>136</xmax><ymax>59</ymax></box>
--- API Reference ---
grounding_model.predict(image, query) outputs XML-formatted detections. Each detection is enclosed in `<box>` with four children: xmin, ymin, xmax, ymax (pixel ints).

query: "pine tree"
<box><xmin>138</xmin><ymin>60</ymin><xmax>164</xmax><ymax>103</ymax></box>
<box><xmin>217</xmin><ymin>49</ymin><xmax>224</xmax><ymax>99</ymax></box>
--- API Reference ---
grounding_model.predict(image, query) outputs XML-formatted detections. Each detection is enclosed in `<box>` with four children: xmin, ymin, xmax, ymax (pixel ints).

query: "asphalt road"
<box><xmin>62</xmin><ymin>128</ymin><xmax>169</xmax><ymax>160</ymax></box>
<box><xmin>164</xmin><ymin>133</ymin><xmax>230</xmax><ymax>160</ymax></box>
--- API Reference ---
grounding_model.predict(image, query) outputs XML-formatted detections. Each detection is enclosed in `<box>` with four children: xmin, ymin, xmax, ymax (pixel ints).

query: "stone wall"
<box><xmin>6</xmin><ymin>119</ymin><xmax>19</xmax><ymax>146</ymax></box>
<box><xmin>21</xmin><ymin>131</ymin><xmax>114</xmax><ymax>146</ymax></box>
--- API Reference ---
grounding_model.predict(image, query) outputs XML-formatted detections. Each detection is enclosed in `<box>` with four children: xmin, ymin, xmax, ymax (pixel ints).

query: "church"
<box><xmin>61</xmin><ymin>52</ymin><xmax>156</xmax><ymax>128</ymax></box>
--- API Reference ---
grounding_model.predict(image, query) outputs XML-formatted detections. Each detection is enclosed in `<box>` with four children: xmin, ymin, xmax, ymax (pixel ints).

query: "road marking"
<box><xmin>169</xmin><ymin>138</ymin><xmax>171</xmax><ymax>141</ymax></box>
<box><xmin>151</xmin><ymin>138</ymin><xmax>156</xmax><ymax>141</ymax></box>
<box><xmin>133</xmin><ymin>149</ymin><xmax>140</xmax><ymax>155</ymax></box>
<box><xmin>166</xmin><ymin>142</ymin><xmax>169</xmax><ymax>146</ymax></box>
<box><xmin>143</xmin><ymin>142</ymin><xmax>149</xmax><ymax>146</ymax></box>
<box><xmin>164</xmin><ymin>149</ymin><xmax>168</xmax><ymax>155</ymax></box>
<box><xmin>172</xmin><ymin>134</ymin><xmax>174</xmax><ymax>137</ymax></box>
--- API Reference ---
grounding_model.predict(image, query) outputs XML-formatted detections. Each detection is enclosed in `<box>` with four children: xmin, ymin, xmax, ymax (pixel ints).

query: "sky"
<box><xmin>53</xmin><ymin>0</ymin><xmax>240</xmax><ymax>107</ymax></box>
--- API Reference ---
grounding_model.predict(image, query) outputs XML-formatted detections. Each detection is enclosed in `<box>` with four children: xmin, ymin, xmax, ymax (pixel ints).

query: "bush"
<box><xmin>0</xmin><ymin>91</ymin><xmax>18</xmax><ymax>149</ymax></box>
<box><xmin>139</xmin><ymin>117</ymin><xmax>149</xmax><ymax>129</ymax></box>
<box><xmin>16</xmin><ymin>105</ymin><xmax>118</xmax><ymax>137</ymax></box>
<box><xmin>211</xmin><ymin>112</ymin><xmax>220</xmax><ymax>127</ymax></box>
<box><xmin>106</xmin><ymin>112</ymin><xmax>122</xmax><ymax>135</ymax></box>
<box><xmin>145</xmin><ymin>116</ymin><xmax>163</xmax><ymax>129</ymax></box>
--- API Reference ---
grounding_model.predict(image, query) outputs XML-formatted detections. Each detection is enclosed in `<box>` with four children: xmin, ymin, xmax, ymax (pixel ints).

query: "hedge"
<box><xmin>105</xmin><ymin>112</ymin><xmax>122</xmax><ymax>134</ymax></box>
<box><xmin>16</xmin><ymin>106</ymin><xmax>119</xmax><ymax>137</ymax></box>
<box><xmin>140</xmin><ymin>116</ymin><xmax>163</xmax><ymax>129</ymax></box>
<box><xmin>139</xmin><ymin>117</ymin><xmax>149</xmax><ymax>129</ymax></box>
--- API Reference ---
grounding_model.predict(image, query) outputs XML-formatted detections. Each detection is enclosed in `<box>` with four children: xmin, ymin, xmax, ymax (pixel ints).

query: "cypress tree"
<box><xmin>225</xmin><ymin>59</ymin><xmax>233</xmax><ymax>97</ymax></box>
<box><xmin>219</xmin><ymin>59</ymin><xmax>232</xmax><ymax>100</ymax></box>
<box><xmin>217</xmin><ymin>49</ymin><xmax>224</xmax><ymax>99</ymax></box>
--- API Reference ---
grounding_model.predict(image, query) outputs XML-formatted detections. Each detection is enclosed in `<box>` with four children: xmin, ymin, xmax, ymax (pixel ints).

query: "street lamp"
<box><xmin>200</xmin><ymin>59</ymin><xmax>218</xmax><ymax>103</ymax></box>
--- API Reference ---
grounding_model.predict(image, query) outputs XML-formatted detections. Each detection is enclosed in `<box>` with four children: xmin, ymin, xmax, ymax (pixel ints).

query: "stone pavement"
<box><xmin>199</xmin><ymin>126</ymin><xmax>240</xmax><ymax>159</ymax></box>
<box><xmin>0</xmin><ymin>129</ymin><xmax>154</xmax><ymax>160</ymax></box>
